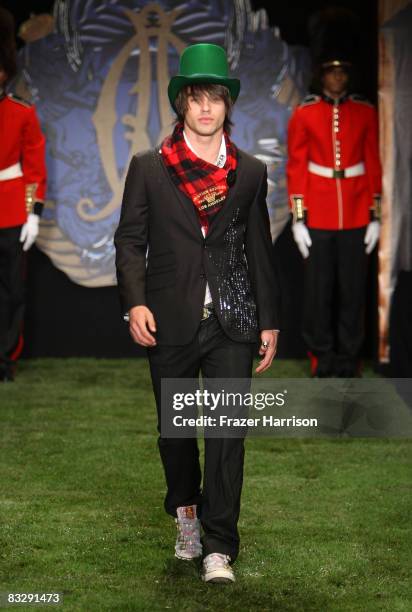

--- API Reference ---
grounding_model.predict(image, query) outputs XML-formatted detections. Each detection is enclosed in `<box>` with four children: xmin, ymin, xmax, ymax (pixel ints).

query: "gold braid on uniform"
<box><xmin>291</xmin><ymin>195</ymin><xmax>306</xmax><ymax>222</ymax></box>
<box><xmin>25</xmin><ymin>183</ymin><xmax>37</xmax><ymax>214</ymax></box>
<box><xmin>25</xmin><ymin>183</ymin><xmax>44</xmax><ymax>216</ymax></box>
<box><xmin>371</xmin><ymin>194</ymin><xmax>382</xmax><ymax>221</ymax></box>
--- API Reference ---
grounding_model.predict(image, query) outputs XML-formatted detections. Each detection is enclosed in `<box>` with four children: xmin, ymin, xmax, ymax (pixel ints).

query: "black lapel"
<box><xmin>155</xmin><ymin>149</ymin><xmax>203</xmax><ymax>239</ymax></box>
<box><xmin>206</xmin><ymin>150</ymin><xmax>244</xmax><ymax>239</ymax></box>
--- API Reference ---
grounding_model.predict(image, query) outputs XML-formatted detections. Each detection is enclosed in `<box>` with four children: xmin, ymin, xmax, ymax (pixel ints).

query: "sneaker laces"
<box><xmin>203</xmin><ymin>553</ymin><xmax>231</xmax><ymax>570</ymax></box>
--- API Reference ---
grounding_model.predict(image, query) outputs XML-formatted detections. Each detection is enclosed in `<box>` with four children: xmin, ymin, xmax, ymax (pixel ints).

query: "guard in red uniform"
<box><xmin>287</xmin><ymin>58</ymin><xmax>382</xmax><ymax>376</ymax></box>
<box><xmin>0</xmin><ymin>8</ymin><xmax>46</xmax><ymax>381</ymax></box>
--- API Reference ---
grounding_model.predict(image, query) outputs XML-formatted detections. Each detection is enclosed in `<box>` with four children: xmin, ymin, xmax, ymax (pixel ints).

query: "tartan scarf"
<box><xmin>161</xmin><ymin>122</ymin><xmax>238</xmax><ymax>235</ymax></box>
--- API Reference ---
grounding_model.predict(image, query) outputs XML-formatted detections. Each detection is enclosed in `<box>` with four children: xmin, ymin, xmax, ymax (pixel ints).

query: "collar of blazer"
<box><xmin>155</xmin><ymin>147</ymin><xmax>244</xmax><ymax>241</ymax></box>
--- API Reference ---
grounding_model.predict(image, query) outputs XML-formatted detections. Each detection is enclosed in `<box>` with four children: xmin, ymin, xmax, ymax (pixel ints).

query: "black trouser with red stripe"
<box><xmin>148</xmin><ymin>312</ymin><xmax>254</xmax><ymax>562</ymax></box>
<box><xmin>0</xmin><ymin>226</ymin><xmax>25</xmax><ymax>375</ymax></box>
<box><xmin>303</xmin><ymin>227</ymin><xmax>368</xmax><ymax>376</ymax></box>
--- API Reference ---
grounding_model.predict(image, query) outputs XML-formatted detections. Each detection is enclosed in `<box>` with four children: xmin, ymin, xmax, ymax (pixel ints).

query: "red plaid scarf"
<box><xmin>161</xmin><ymin>123</ymin><xmax>238</xmax><ymax>235</ymax></box>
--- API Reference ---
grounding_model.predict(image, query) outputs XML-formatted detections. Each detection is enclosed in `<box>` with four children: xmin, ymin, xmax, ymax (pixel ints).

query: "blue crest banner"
<box><xmin>15</xmin><ymin>0</ymin><xmax>310</xmax><ymax>287</ymax></box>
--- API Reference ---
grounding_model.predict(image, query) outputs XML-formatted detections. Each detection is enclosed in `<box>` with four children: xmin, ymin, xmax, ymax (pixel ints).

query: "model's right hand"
<box><xmin>129</xmin><ymin>305</ymin><xmax>157</xmax><ymax>346</ymax></box>
<box><xmin>291</xmin><ymin>221</ymin><xmax>312</xmax><ymax>259</ymax></box>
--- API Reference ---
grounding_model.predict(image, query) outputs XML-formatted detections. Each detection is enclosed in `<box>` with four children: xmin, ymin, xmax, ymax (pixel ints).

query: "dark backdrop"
<box><xmin>2</xmin><ymin>0</ymin><xmax>379</xmax><ymax>359</ymax></box>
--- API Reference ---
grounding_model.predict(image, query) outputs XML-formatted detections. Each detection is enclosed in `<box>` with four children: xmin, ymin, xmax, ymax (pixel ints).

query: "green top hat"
<box><xmin>168</xmin><ymin>43</ymin><xmax>240</xmax><ymax>112</ymax></box>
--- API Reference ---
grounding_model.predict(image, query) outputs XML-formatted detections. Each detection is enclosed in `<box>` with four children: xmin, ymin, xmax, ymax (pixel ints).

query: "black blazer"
<box><xmin>114</xmin><ymin>147</ymin><xmax>280</xmax><ymax>345</ymax></box>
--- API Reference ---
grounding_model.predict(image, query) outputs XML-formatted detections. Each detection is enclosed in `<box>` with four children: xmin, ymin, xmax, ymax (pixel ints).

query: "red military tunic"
<box><xmin>286</xmin><ymin>93</ymin><xmax>382</xmax><ymax>230</ymax></box>
<box><xmin>0</xmin><ymin>93</ymin><xmax>46</xmax><ymax>229</ymax></box>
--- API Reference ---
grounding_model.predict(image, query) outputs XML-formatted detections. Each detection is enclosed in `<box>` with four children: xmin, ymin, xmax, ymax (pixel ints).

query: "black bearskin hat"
<box><xmin>0</xmin><ymin>7</ymin><xmax>17</xmax><ymax>84</ymax></box>
<box><xmin>308</xmin><ymin>7</ymin><xmax>361</xmax><ymax>91</ymax></box>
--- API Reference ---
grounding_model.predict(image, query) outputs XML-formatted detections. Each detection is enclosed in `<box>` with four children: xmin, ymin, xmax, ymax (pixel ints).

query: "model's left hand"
<box><xmin>20</xmin><ymin>213</ymin><xmax>40</xmax><ymax>251</ymax></box>
<box><xmin>364</xmin><ymin>221</ymin><xmax>380</xmax><ymax>255</ymax></box>
<box><xmin>255</xmin><ymin>330</ymin><xmax>279</xmax><ymax>374</ymax></box>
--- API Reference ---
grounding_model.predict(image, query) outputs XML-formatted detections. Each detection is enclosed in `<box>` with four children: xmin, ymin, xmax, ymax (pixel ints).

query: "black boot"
<box><xmin>334</xmin><ymin>356</ymin><xmax>359</xmax><ymax>378</ymax></box>
<box><xmin>314</xmin><ymin>353</ymin><xmax>334</xmax><ymax>378</ymax></box>
<box><xmin>0</xmin><ymin>365</ymin><xmax>14</xmax><ymax>382</ymax></box>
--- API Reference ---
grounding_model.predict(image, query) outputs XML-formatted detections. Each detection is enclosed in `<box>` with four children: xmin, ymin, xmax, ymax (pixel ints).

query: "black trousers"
<box><xmin>303</xmin><ymin>227</ymin><xmax>368</xmax><ymax>372</ymax></box>
<box><xmin>0</xmin><ymin>226</ymin><xmax>25</xmax><ymax>372</ymax></box>
<box><xmin>147</xmin><ymin>312</ymin><xmax>254</xmax><ymax>562</ymax></box>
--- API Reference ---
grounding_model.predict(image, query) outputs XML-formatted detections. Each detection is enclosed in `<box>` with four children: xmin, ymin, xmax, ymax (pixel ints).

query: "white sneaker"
<box><xmin>174</xmin><ymin>505</ymin><xmax>202</xmax><ymax>560</ymax></box>
<box><xmin>202</xmin><ymin>553</ymin><xmax>235</xmax><ymax>583</ymax></box>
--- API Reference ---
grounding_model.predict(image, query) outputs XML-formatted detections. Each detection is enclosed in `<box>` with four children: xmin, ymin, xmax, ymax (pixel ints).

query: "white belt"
<box><xmin>308</xmin><ymin>161</ymin><xmax>365</xmax><ymax>179</ymax></box>
<box><xmin>0</xmin><ymin>162</ymin><xmax>23</xmax><ymax>181</ymax></box>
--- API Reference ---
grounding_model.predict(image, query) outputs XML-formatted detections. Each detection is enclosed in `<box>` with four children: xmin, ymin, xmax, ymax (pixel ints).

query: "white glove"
<box><xmin>20</xmin><ymin>213</ymin><xmax>40</xmax><ymax>252</ymax></box>
<box><xmin>291</xmin><ymin>221</ymin><xmax>312</xmax><ymax>259</ymax></box>
<box><xmin>364</xmin><ymin>221</ymin><xmax>380</xmax><ymax>254</ymax></box>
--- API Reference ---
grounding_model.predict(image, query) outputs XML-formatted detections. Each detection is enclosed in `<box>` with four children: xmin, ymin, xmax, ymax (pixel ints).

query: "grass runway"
<box><xmin>1</xmin><ymin>359</ymin><xmax>411</xmax><ymax>611</ymax></box>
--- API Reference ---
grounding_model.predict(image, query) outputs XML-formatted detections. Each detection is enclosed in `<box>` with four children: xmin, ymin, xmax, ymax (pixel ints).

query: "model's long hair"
<box><xmin>173</xmin><ymin>83</ymin><xmax>234</xmax><ymax>135</ymax></box>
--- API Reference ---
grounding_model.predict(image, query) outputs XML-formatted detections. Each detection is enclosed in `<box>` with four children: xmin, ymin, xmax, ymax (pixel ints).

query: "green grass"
<box><xmin>0</xmin><ymin>359</ymin><xmax>411</xmax><ymax>611</ymax></box>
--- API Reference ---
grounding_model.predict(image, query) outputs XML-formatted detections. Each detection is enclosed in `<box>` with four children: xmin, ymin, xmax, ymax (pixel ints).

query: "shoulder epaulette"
<box><xmin>349</xmin><ymin>94</ymin><xmax>373</xmax><ymax>107</ymax></box>
<box><xmin>7</xmin><ymin>93</ymin><xmax>32</xmax><ymax>108</ymax></box>
<box><xmin>299</xmin><ymin>94</ymin><xmax>321</xmax><ymax>107</ymax></box>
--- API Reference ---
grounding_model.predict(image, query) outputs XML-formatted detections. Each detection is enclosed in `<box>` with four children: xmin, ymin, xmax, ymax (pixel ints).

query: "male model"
<box><xmin>115</xmin><ymin>43</ymin><xmax>279</xmax><ymax>583</ymax></box>
<box><xmin>287</xmin><ymin>57</ymin><xmax>382</xmax><ymax>377</ymax></box>
<box><xmin>0</xmin><ymin>8</ymin><xmax>46</xmax><ymax>382</ymax></box>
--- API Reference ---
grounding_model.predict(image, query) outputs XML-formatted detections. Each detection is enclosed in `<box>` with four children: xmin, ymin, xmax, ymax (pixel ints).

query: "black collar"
<box><xmin>0</xmin><ymin>87</ymin><xmax>6</xmax><ymax>101</ymax></box>
<box><xmin>322</xmin><ymin>92</ymin><xmax>349</xmax><ymax>105</ymax></box>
